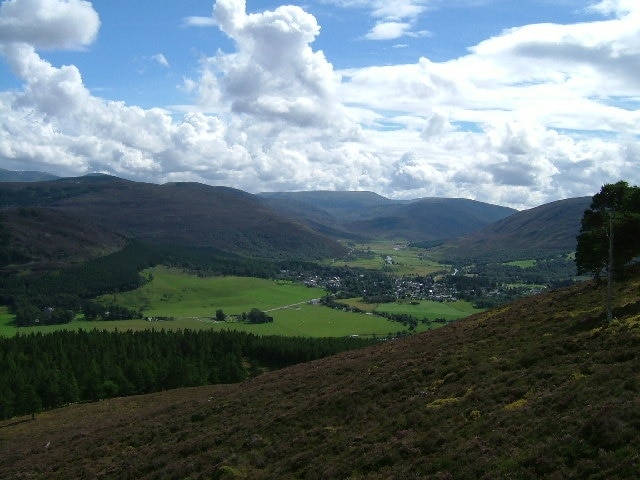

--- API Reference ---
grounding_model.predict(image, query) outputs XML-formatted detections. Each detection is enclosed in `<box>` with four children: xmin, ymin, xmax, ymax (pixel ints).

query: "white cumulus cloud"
<box><xmin>0</xmin><ymin>0</ymin><xmax>99</xmax><ymax>49</ymax></box>
<box><xmin>364</xmin><ymin>22</ymin><xmax>412</xmax><ymax>40</ymax></box>
<box><xmin>0</xmin><ymin>0</ymin><xmax>638</xmax><ymax>209</ymax></box>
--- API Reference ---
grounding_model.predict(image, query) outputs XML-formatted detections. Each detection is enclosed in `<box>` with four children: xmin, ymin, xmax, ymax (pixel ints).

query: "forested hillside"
<box><xmin>0</xmin><ymin>329</ymin><xmax>376</xmax><ymax>418</ymax></box>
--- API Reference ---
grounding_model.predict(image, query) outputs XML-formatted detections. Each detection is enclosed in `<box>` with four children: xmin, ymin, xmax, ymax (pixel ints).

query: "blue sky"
<box><xmin>19</xmin><ymin>1</ymin><xmax>599</xmax><ymax>106</ymax></box>
<box><xmin>0</xmin><ymin>0</ymin><xmax>638</xmax><ymax>208</ymax></box>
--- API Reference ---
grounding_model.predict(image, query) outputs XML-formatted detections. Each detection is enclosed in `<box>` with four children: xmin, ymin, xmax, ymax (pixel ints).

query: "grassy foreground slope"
<box><xmin>1</xmin><ymin>273</ymin><xmax>639</xmax><ymax>479</ymax></box>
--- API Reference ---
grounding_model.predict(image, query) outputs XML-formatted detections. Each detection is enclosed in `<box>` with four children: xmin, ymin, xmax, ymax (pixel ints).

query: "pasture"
<box><xmin>2</xmin><ymin>306</ymin><xmax>399</xmax><ymax>338</ymax></box>
<box><xmin>503</xmin><ymin>259</ymin><xmax>537</xmax><ymax>268</ymax></box>
<box><xmin>375</xmin><ymin>299</ymin><xmax>481</xmax><ymax>321</ymax></box>
<box><xmin>102</xmin><ymin>267</ymin><xmax>405</xmax><ymax>337</ymax></box>
<box><xmin>0</xmin><ymin>267</ymin><xmax>407</xmax><ymax>338</ymax></box>
<box><xmin>0</xmin><ymin>306</ymin><xmax>14</xmax><ymax>337</ymax></box>
<box><xmin>102</xmin><ymin>266</ymin><xmax>328</xmax><ymax>318</ymax></box>
<box><xmin>335</xmin><ymin>241</ymin><xmax>448</xmax><ymax>275</ymax></box>
<box><xmin>341</xmin><ymin>297</ymin><xmax>482</xmax><ymax>325</ymax></box>
<box><xmin>189</xmin><ymin>304</ymin><xmax>400</xmax><ymax>337</ymax></box>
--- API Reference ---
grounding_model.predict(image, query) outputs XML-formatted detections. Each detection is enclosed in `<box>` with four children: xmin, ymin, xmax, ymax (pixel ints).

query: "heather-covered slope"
<box><xmin>431</xmin><ymin>196</ymin><xmax>592</xmax><ymax>261</ymax></box>
<box><xmin>0</xmin><ymin>207</ymin><xmax>126</xmax><ymax>273</ymax></box>
<box><xmin>2</xmin><ymin>273</ymin><xmax>639</xmax><ymax>479</ymax></box>
<box><xmin>0</xmin><ymin>175</ymin><xmax>345</xmax><ymax>261</ymax></box>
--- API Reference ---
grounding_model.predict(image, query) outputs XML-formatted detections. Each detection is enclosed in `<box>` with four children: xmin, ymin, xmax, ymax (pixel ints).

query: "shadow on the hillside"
<box><xmin>568</xmin><ymin>300</ymin><xmax>640</xmax><ymax>334</ymax></box>
<box><xmin>567</xmin><ymin>314</ymin><xmax>605</xmax><ymax>334</ymax></box>
<box><xmin>0</xmin><ymin>417</ymin><xmax>34</xmax><ymax>429</ymax></box>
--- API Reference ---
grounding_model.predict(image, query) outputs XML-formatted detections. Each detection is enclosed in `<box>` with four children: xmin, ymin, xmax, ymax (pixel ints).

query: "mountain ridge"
<box><xmin>0</xmin><ymin>168</ymin><xmax>59</xmax><ymax>182</ymax></box>
<box><xmin>0</xmin><ymin>175</ymin><xmax>345</xmax><ymax>262</ymax></box>
<box><xmin>430</xmin><ymin>196</ymin><xmax>592</xmax><ymax>261</ymax></box>
<box><xmin>1</xmin><ymin>171</ymin><xmax>592</xmax><ymax>266</ymax></box>
<box><xmin>259</xmin><ymin>191</ymin><xmax>517</xmax><ymax>241</ymax></box>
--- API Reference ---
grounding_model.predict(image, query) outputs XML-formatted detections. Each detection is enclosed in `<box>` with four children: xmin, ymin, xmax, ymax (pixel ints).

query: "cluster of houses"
<box><xmin>393</xmin><ymin>278</ymin><xmax>458</xmax><ymax>302</ymax></box>
<box><xmin>300</xmin><ymin>270</ymin><xmax>459</xmax><ymax>303</ymax></box>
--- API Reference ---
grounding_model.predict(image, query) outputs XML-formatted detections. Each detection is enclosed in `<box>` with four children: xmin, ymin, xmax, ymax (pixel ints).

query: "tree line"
<box><xmin>0</xmin><ymin>328</ymin><xmax>378</xmax><ymax>419</ymax></box>
<box><xmin>576</xmin><ymin>181</ymin><xmax>640</xmax><ymax>281</ymax></box>
<box><xmin>0</xmin><ymin>240</ymin><xmax>161</xmax><ymax>326</ymax></box>
<box><xmin>0</xmin><ymin>240</ymin><xmax>298</xmax><ymax>327</ymax></box>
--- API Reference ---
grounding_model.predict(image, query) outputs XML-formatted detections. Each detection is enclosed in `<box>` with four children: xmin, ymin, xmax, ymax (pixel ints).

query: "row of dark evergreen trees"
<box><xmin>0</xmin><ymin>328</ymin><xmax>378</xmax><ymax>419</ymax></box>
<box><xmin>0</xmin><ymin>240</ymin><xmax>161</xmax><ymax>326</ymax></box>
<box><xmin>0</xmin><ymin>240</ymin><xmax>296</xmax><ymax>326</ymax></box>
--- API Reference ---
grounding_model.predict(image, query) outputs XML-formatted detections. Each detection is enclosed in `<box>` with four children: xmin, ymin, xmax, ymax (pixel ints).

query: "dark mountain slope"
<box><xmin>432</xmin><ymin>196</ymin><xmax>592</xmax><ymax>261</ymax></box>
<box><xmin>0</xmin><ymin>207</ymin><xmax>125</xmax><ymax>273</ymax></box>
<box><xmin>261</xmin><ymin>191</ymin><xmax>516</xmax><ymax>241</ymax></box>
<box><xmin>2</xmin><ymin>274</ymin><xmax>639</xmax><ymax>479</ymax></box>
<box><xmin>260</xmin><ymin>190</ymin><xmax>397</xmax><ymax>218</ymax></box>
<box><xmin>0</xmin><ymin>168</ymin><xmax>59</xmax><ymax>182</ymax></box>
<box><xmin>345</xmin><ymin>197</ymin><xmax>516</xmax><ymax>241</ymax></box>
<box><xmin>256</xmin><ymin>195</ymin><xmax>362</xmax><ymax>239</ymax></box>
<box><xmin>0</xmin><ymin>176</ymin><xmax>345</xmax><ymax>260</ymax></box>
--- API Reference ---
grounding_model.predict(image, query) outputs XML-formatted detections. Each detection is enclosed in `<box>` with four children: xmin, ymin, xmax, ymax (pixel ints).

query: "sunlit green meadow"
<box><xmin>0</xmin><ymin>306</ymin><xmax>15</xmax><ymax>337</ymax></box>
<box><xmin>1</xmin><ymin>305</ymin><xmax>403</xmax><ymax>338</ymax></box>
<box><xmin>0</xmin><ymin>267</ymin><xmax>408</xmax><ymax>338</ymax></box>
<box><xmin>333</xmin><ymin>241</ymin><xmax>449</xmax><ymax>275</ymax></box>
<box><xmin>503</xmin><ymin>259</ymin><xmax>537</xmax><ymax>268</ymax></box>
<box><xmin>341</xmin><ymin>297</ymin><xmax>483</xmax><ymax>324</ymax></box>
<box><xmin>102</xmin><ymin>266</ymin><xmax>328</xmax><ymax>318</ymax></box>
<box><xmin>375</xmin><ymin>299</ymin><xmax>482</xmax><ymax>320</ymax></box>
<box><xmin>196</xmin><ymin>303</ymin><xmax>400</xmax><ymax>337</ymax></box>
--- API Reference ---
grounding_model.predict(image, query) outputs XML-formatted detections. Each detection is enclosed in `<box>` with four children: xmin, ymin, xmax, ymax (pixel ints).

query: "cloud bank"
<box><xmin>0</xmin><ymin>0</ymin><xmax>639</xmax><ymax>209</ymax></box>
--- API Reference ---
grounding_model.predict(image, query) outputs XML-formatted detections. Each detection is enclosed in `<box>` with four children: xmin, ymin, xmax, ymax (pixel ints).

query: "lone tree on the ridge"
<box><xmin>575</xmin><ymin>181</ymin><xmax>640</xmax><ymax>282</ymax></box>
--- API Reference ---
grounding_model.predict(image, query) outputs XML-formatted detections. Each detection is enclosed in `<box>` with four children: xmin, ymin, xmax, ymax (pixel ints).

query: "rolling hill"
<box><xmin>345</xmin><ymin>197</ymin><xmax>517</xmax><ymax>241</ymax></box>
<box><xmin>0</xmin><ymin>170</ymin><xmax>595</xmax><ymax>266</ymax></box>
<box><xmin>0</xmin><ymin>207</ymin><xmax>126</xmax><ymax>273</ymax></box>
<box><xmin>0</xmin><ymin>175</ymin><xmax>345</xmax><ymax>263</ymax></box>
<box><xmin>1</xmin><ymin>272</ymin><xmax>639</xmax><ymax>478</ymax></box>
<box><xmin>0</xmin><ymin>168</ymin><xmax>59</xmax><ymax>182</ymax></box>
<box><xmin>429</xmin><ymin>196</ymin><xmax>592</xmax><ymax>261</ymax></box>
<box><xmin>260</xmin><ymin>190</ymin><xmax>397</xmax><ymax>217</ymax></box>
<box><xmin>260</xmin><ymin>191</ymin><xmax>516</xmax><ymax>241</ymax></box>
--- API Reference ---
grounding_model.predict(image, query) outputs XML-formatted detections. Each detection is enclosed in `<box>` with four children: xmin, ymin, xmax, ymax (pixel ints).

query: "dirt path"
<box><xmin>264</xmin><ymin>299</ymin><xmax>320</xmax><ymax>313</ymax></box>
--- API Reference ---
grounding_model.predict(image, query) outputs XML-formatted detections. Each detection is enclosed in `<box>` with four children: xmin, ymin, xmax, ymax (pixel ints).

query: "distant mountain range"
<box><xmin>259</xmin><ymin>191</ymin><xmax>516</xmax><ymax>241</ymax></box>
<box><xmin>0</xmin><ymin>167</ymin><xmax>59</xmax><ymax>182</ymax></box>
<box><xmin>0</xmin><ymin>170</ymin><xmax>592</xmax><ymax>268</ymax></box>
<box><xmin>258</xmin><ymin>190</ymin><xmax>589</xmax><ymax>259</ymax></box>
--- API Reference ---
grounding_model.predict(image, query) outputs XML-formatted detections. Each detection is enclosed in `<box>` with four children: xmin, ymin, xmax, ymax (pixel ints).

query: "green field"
<box><xmin>0</xmin><ymin>267</ymin><xmax>410</xmax><ymax>338</ymax></box>
<box><xmin>375</xmin><ymin>299</ymin><xmax>481</xmax><ymax>320</ymax></box>
<box><xmin>103</xmin><ymin>266</ymin><xmax>329</xmax><ymax>318</ymax></box>
<box><xmin>334</xmin><ymin>241</ymin><xmax>449</xmax><ymax>275</ymax></box>
<box><xmin>0</xmin><ymin>307</ymin><xmax>403</xmax><ymax>339</ymax></box>
<box><xmin>341</xmin><ymin>298</ymin><xmax>483</xmax><ymax>324</ymax></box>
<box><xmin>198</xmin><ymin>303</ymin><xmax>400</xmax><ymax>337</ymax></box>
<box><xmin>0</xmin><ymin>306</ymin><xmax>15</xmax><ymax>337</ymax></box>
<box><xmin>503</xmin><ymin>259</ymin><xmax>537</xmax><ymax>268</ymax></box>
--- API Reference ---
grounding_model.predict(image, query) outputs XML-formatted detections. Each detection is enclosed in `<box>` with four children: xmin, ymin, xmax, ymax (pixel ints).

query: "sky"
<box><xmin>0</xmin><ymin>0</ymin><xmax>639</xmax><ymax>209</ymax></box>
